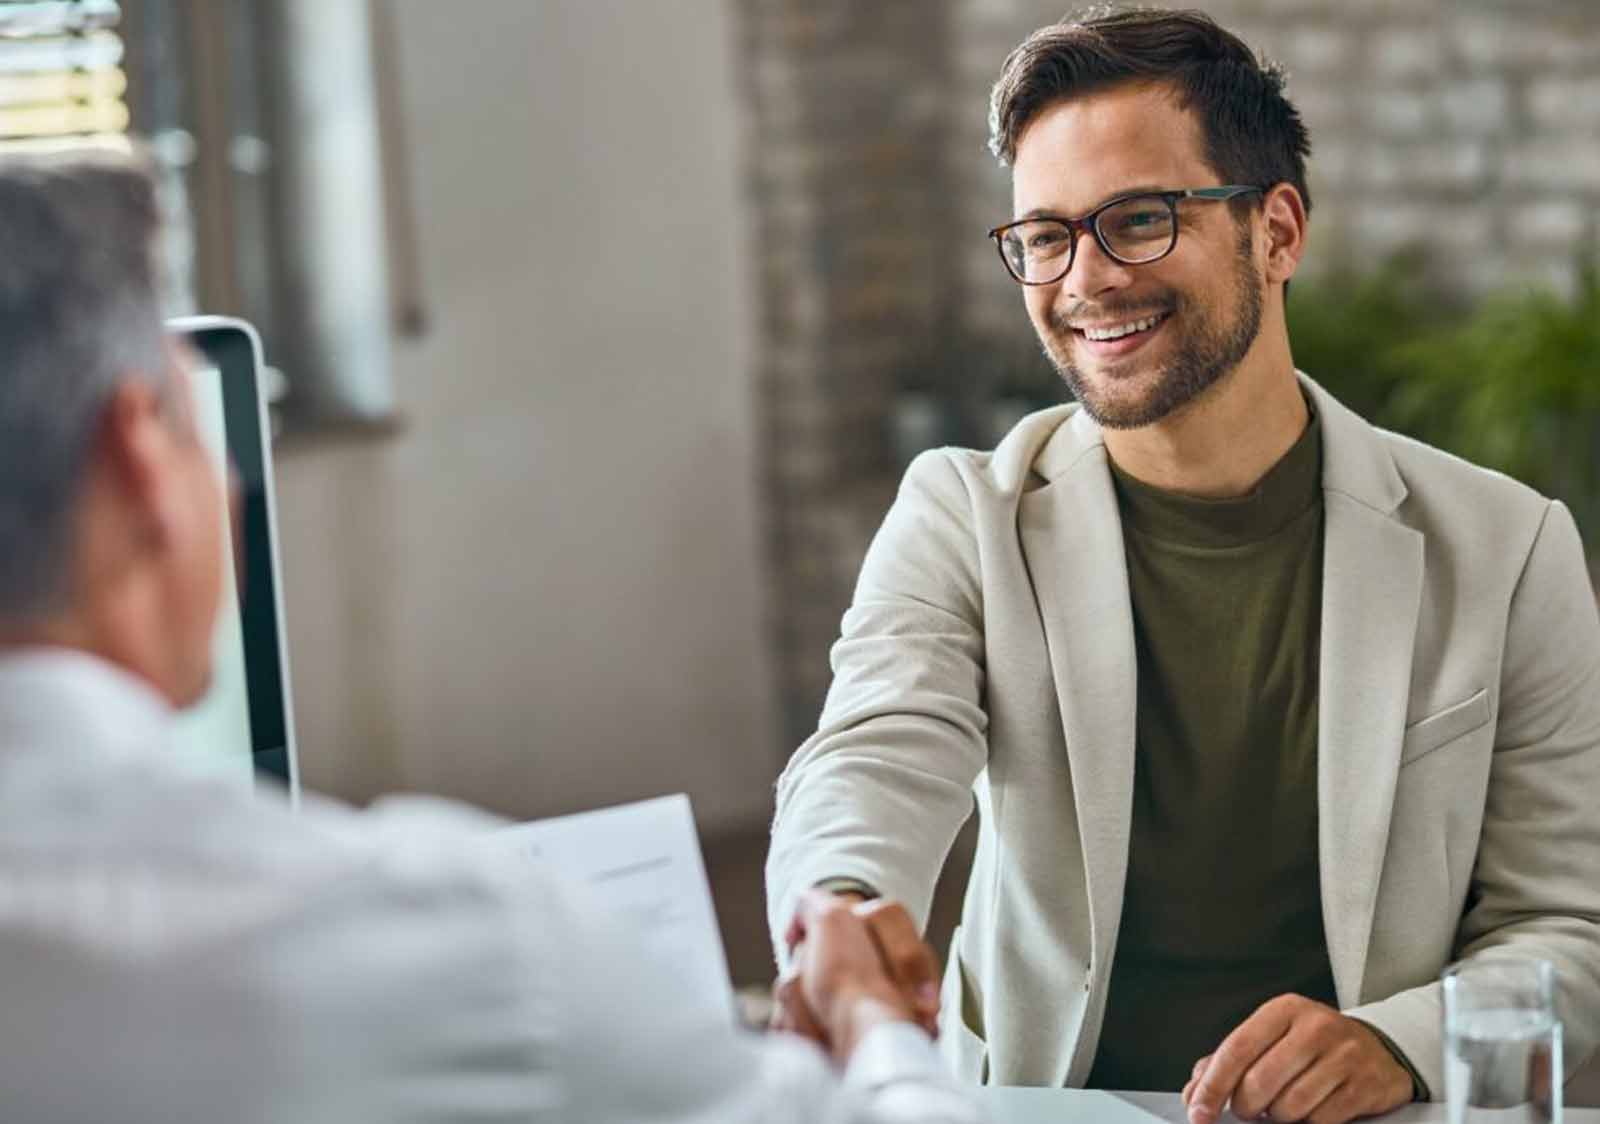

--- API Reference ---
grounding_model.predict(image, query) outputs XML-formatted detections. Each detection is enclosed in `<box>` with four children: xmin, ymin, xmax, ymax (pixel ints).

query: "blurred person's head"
<box><xmin>987</xmin><ymin>6</ymin><xmax>1310</xmax><ymax>430</ymax></box>
<box><xmin>0</xmin><ymin>151</ymin><xmax>226</xmax><ymax>706</ymax></box>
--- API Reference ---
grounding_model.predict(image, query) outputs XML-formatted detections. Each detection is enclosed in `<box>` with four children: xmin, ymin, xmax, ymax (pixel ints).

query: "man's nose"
<box><xmin>1062</xmin><ymin>230</ymin><xmax>1136</xmax><ymax>303</ymax></box>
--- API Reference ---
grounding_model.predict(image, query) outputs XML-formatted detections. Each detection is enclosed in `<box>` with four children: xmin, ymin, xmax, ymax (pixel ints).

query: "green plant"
<box><xmin>1286</xmin><ymin>253</ymin><xmax>1454</xmax><ymax>425</ymax></box>
<box><xmin>1291</xmin><ymin>259</ymin><xmax>1600</xmax><ymax>543</ymax></box>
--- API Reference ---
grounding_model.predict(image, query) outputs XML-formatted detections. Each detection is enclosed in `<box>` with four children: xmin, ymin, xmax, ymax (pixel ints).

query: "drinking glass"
<box><xmin>1443</xmin><ymin>958</ymin><xmax>1563</xmax><ymax>1124</ymax></box>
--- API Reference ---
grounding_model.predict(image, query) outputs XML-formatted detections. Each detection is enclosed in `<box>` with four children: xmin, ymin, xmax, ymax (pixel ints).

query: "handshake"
<box><xmin>768</xmin><ymin>890</ymin><xmax>943</xmax><ymax>1063</ymax></box>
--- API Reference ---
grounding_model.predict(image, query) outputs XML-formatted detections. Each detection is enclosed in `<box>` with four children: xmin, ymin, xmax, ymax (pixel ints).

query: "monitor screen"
<box><xmin>166</xmin><ymin>318</ymin><xmax>297</xmax><ymax>793</ymax></box>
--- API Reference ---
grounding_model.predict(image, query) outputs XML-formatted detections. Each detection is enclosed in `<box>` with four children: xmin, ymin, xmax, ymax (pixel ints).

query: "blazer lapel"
<box><xmin>1018</xmin><ymin>408</ymin><xmax>1138</xmax><ymax>1040</ymax></box>
<box><xmin>1308</xmin><ymin>376</ymin><xmax>1426</xmax><ymax>1007</ymax></box>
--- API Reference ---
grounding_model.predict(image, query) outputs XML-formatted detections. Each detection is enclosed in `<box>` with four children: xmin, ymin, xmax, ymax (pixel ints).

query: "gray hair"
<box><xmin>0</xmin><ymin>150</ymin><xmax>171</xmax><ymax>620</ymax></box>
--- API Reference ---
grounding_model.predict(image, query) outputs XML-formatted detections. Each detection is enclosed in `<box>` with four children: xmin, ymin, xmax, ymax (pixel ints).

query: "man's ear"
<box><xmin>97</xmin><ymin>381</ymin><xmax>177</xmax><ymax>547</ymax></box>
<box><xmin>1260</xmin><ymin>182</ymin><xmax>1308</xmax><ymax>286</ymax></box>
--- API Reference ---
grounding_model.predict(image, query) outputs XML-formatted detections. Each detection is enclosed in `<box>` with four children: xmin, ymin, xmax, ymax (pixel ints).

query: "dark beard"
<box><xmin>1043</xmin><ymin>228</ymin><xmax>1264</xmax><ymax>430</ymax></box>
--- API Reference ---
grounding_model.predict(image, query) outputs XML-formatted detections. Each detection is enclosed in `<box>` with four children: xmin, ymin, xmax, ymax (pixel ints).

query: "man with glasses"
<box><xmin>767</xmin><ymin>8</ymin><xmax>1600</xmax><ymax>1124</ymax></box>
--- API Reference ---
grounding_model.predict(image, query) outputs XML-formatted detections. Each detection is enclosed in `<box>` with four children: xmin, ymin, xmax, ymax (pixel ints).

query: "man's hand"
<box><xmin>769</xmin><ymin>891</ymin><xmax>941</xmax><ymax>1063</ymax></box>
<box><xmin>1180</xmin><ymin>994</ymin><xmax>1413</xmax><ymax>1124</ymax></box>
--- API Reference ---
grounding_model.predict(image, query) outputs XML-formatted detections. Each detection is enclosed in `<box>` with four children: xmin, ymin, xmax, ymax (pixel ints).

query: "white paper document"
<box><xmin>498</xmin><ymin>794</ymin><xmax>735</xmax><ymax>1026</ymax></box>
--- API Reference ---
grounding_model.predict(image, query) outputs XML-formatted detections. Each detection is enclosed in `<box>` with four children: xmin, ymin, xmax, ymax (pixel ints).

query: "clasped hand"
<box><xmin>769</xmin><ymin>890</ymin><xmax>942</xmax><ymax>1063</ymax></box>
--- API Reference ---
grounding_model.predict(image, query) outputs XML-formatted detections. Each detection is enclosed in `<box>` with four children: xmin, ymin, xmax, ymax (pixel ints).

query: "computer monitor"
<box><xmin>166</xmin><ymin>316</ymin><xmax>299</xmax><ymax>796</ymax></box>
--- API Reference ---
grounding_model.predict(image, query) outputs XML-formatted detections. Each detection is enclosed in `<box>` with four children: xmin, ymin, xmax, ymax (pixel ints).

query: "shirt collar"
<box><xmin>1026</xmin><ymin>373</ymin><xmax>1410</xmax><ymax>520</ymax></box>
<box><xmin>0</xmin><ymin>647</ymin><xmax>173</xmax><ymax>760</ymax></box>
<box><xmin>1108</xmin><ymin>403</ymin><xmax>1323</xmax><ymax>549</ymax></box>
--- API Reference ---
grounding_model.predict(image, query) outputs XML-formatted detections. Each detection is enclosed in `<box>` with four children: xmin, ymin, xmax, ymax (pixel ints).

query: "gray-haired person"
<box><xmin>0</xmin><ymin>150</ymin><xmax>980</xmax><ymax>1124</ymax></box>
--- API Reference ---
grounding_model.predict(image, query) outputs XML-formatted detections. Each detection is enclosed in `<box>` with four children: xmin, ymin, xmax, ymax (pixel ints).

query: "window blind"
<box><xmin>0</xmin><ymin>0</ymin><xmax>128</xmax><ymax>152</ymax></box>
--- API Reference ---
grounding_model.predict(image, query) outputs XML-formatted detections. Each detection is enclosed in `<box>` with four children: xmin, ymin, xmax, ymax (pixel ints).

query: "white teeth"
<box><xmin>1083</xmin><ymin>314</ymin><xmax>1163</xmax><ymax>341</ymax></box>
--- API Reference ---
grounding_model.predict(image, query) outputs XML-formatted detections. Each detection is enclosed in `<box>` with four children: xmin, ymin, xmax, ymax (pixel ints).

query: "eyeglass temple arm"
<box><xmin>988</xmin><ymin>185</ymin><xmax>1262</xmax><ymax>235</ymax></box>
<box><xmin>1179</xmin><ymin>185</ymin><xmax>1265</xmax><ymax>201</ymax></box>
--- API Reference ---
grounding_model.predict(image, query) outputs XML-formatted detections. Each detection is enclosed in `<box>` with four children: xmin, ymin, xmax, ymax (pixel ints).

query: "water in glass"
<box><xmin>1444</xmin><ymin>961</ymin><xmax>1563</xmax><ymax>1124</ymax></box>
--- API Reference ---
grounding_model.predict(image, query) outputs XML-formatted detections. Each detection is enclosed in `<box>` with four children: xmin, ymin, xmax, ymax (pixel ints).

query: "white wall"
<box><xmin>271</xmin><ymin>0</ymin><xmax>779</xmax><ymax>834</ymax></box>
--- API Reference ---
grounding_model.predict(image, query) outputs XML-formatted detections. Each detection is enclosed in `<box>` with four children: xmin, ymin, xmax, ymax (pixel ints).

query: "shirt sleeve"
<box><xmin>841</xmin><ymin>1022</ymin><xmax>987</xmax><ymax>1123</ymax></box>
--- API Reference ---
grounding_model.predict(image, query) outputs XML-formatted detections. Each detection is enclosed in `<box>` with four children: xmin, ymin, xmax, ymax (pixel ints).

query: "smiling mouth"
<box><xmin>1067</xmin><ymin>310</ymin><xmax>1172</xmax><ymax>360</ymax></box>
<box><xmin>1072</xmin><ymin>311</ymin><xmax>1170</xmax><ymax>341</ymax></box>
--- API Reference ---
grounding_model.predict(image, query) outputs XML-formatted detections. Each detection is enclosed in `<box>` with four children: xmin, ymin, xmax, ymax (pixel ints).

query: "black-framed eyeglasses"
<box><xmin>988</xmin><ymin>185</ymin><xmax>1264</xmax><ymax>286</ymax></box>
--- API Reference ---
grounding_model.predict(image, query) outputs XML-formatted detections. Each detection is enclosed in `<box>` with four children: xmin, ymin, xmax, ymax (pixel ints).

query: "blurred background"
<box><xmin>2</xmin><ymin>0</ymin><xmax>1596</xmax><ymax>989</ymax></box>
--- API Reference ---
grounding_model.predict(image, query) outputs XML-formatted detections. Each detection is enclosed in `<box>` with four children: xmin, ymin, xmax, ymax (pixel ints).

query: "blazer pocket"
<box><xmin>937</xmin><ymin>926</ymin><xmax>990</xmax><ymax>1084</ymax></box>
<box><xmin>1400</xmin><ymin>688</ymin><xmax>1491</xmax><ymax>766</ymax></box>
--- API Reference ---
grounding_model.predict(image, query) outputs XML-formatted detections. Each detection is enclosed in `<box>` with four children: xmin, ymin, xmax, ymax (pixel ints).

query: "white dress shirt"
<box><xmin>0</xmin><ymin>649</ymin><xmax>981</xmax><ymax>1124</ymax></box>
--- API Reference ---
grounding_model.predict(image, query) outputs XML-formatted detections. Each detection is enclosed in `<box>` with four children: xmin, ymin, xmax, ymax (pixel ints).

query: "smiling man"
<box><xmin>766</xmin><ymin>8</ymin><xmax>1600</xmax><ymax>1124</ymax></box>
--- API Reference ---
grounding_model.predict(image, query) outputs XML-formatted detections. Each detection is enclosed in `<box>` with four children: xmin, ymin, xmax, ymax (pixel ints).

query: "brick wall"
<box><xmin>737</xmin><ymin>0</ymin><xmax>963</xmax><ymax>742</ymax></box>
<box><xmin>737</xmin><ymin>0</ymin><xmax>1600</xmax><ymax>746</ymax></box>
<box><xmin>955</xmin><ymin>0</ymin><xmax>1600</xmax><ymax>346</ymax></box>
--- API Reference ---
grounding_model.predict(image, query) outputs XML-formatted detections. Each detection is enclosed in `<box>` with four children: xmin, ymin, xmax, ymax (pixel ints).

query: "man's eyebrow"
<box><xmin>1015</xmin><ymin>184</ymin><xmax>1172</xmax><ymax>222</ymax></box>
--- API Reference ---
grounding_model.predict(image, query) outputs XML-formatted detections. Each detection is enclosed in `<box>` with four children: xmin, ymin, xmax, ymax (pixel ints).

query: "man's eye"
<box><xmin>1116</xmin><ymin>209</ymin><xmax>1165</xmax><ymax>230</ymax></box>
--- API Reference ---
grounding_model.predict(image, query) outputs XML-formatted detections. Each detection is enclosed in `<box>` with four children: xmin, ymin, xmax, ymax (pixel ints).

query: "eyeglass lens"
<box><xmin>1000</xmin><ymin>194</ymin><xmax>1177</xmax><ymax>283</ymax></box>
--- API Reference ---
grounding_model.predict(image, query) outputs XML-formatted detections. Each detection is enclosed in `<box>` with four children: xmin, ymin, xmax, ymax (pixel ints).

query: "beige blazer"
<box><xmin>767</xmin><ymin>374</ymin><xmax>1600</xmax><ymax>1096</ymax></box>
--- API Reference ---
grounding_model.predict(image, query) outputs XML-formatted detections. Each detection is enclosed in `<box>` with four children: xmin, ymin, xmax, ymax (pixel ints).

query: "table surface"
<box><xmin>975</xmin><ymin>1088</ymin><xmax>1600</xmax><ymax>1123</ymax></box>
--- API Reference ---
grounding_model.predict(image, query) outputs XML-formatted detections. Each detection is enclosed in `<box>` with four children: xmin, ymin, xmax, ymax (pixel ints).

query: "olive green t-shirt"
<box><xmin>1085</xmin><ymin>411</ymin><xmax>1339</xmax><ymax>1092</ymax></box>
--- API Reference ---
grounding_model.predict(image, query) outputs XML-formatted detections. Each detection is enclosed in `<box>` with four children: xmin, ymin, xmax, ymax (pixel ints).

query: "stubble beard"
<box><xmin>1040</xmin><ymin>228</ymin><xmax>1265</xmax><ymax>431</ymax></box>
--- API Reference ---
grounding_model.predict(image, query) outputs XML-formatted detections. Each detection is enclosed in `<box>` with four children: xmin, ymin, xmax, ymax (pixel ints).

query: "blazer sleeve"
<box><xmin>1348</xmin><ymin>499</ymin><xmax>1600</xmax><ymax>1096</ymax></box>
<box><xmin>766</xmin><ymin>450</ymin><xmax>989</xmax><ymax>961</ymax></box>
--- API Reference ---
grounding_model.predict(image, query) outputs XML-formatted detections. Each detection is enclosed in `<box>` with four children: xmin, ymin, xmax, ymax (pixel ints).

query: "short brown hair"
<box><xmin>989</xmin><ymin>6</ymin><xmax>1312</xmax><ymax>216</ymax></box>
